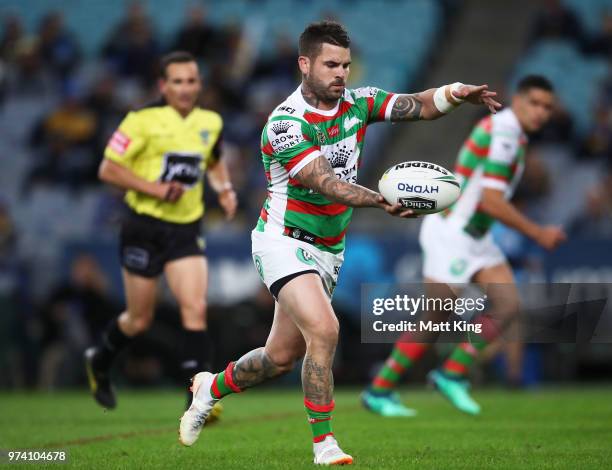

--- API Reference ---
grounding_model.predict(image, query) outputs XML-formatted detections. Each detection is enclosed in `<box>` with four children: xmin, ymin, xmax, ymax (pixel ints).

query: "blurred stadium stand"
<box><xmin>0</xmin><ymin>0</ymin><xmax>611</xmax><ymax>390</ymax></box>
<box><xmin>510</xmin><ymin>39</ymin><xmax>609</xmax><ymax>136</ymax></box>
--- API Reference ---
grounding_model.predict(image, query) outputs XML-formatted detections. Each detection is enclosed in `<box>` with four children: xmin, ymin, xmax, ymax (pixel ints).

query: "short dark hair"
<box><xmin>160</xmin><ymin>51</ymin><xmax>197</xmax><ymax>79</ymax></box>
<box><xmin>516</xmin><ymin>75</ymin><xmax>554</xmax><ymax>94</ymax></box>
<box><xmin>298</xmin><ymin>21</ymin><xmax>350</xmax><ymax>59</ymax></box>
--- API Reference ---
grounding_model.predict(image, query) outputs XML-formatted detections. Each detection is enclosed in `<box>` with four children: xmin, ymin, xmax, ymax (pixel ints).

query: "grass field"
<box><xmin>1</xmin><ymin>387</ymin><xmax>612</xmax><ymax>469</ymax></box>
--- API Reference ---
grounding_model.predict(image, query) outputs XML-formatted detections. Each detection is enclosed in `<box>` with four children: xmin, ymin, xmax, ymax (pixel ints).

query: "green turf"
<box><xmin>1</xmin><ymin>387</ymin><xmax>612</xmax><ymax>469</ymax></box>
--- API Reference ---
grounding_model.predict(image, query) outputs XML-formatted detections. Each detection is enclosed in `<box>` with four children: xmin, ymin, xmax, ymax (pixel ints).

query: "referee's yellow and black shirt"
<box><xmin>104</xmin><ymin>100</ymin><xmax>223</xmax><ymax>224</ymax></box>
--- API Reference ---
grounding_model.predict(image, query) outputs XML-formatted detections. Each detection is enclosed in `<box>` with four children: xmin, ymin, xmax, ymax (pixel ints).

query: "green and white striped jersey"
<box><xmin>256</xmin><ymin>85</ymin><xmax>398</xmax><ymax>253</ymax></box>
<box><xmin>443</xmin><ymin>108</ymin><xmax>527</xmax><ymax>237</ymax></box>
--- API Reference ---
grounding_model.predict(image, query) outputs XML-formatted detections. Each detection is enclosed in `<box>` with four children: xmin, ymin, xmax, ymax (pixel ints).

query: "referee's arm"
<box><xmin>205</xmin><ymin>134</ymin><xmax>237</xmax><ymax>219</ymax></box>
<box><xmin>98</xmin><ymin>159</ymin><xmax>183</xmax><ymax>202</ymax></box>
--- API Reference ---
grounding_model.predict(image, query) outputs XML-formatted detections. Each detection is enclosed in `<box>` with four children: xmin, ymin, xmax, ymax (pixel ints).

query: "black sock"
<box><xmin>180</xmin><ymin>329</ymin><xmax>212</xmax><ymax>388</ymax></box>
<box><xmin>93</xmin><ymin>318</ymin><xmax>132</xmax><ymax>371</ymax></box>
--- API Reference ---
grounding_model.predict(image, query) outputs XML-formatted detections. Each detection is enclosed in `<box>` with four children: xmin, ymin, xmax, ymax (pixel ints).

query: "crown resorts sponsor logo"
<box><xmin>271</xmin><ymin>121</ymin><xmax>291</xmax><ymax>135</ymax></box>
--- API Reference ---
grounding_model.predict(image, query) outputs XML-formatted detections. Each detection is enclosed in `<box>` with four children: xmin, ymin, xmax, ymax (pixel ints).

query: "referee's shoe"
<box><xmin>84</xmin><ymin>347</ymin><xmax>117</xmax><ymax>409</ymax></box>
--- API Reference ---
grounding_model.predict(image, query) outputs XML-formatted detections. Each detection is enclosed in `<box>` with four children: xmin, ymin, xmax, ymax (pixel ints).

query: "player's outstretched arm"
<box><xmin>480</xmin><ymin>187</ymin><xmax>567</xmax><ymax>250</ymax></box>
<box><xmin>98</xmin><ymin>158</ymin><xmax>183</xmax><ymax>202</ymax></box>
<box><xmin>390</xmin><ymin>84</ymin><xmax>502</xmax><ymax>122</ymax></box>
<box><xmin>295</xmin><ymin>156</ymin><xmax>415</xmax><ymax>217</ymax></box>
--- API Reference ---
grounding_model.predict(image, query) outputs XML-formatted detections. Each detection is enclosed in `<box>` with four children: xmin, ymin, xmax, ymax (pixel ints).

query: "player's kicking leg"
<box><xmin>180</xmin><ymin>273</ymin><xmax>353</xmax><ymax>465</ymax></box>
<box><xmin>429</xmin><ymin>263</ymin><xmax>519</xmax><ymax>415</ymax></box>
<box><xmin>179</xmin><ymin>282</ymin><xmax>305</xmax><ymax>446</ymax></box>
<box><xmin>85</xmin><ymin>269</ymin><xmax>157</xmax><ymax>409</ymax></box>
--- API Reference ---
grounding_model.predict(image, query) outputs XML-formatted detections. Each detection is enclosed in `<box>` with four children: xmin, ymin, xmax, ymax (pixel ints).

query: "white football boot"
<box><xmin>179</xmin><ymin>372</ymin><xmax>218</xmax><ymax>446</ymax></box>
<box><xmin>313</xmin><ymin>435</ymin><xmax>354</xmax><ymax>465</ymax></box>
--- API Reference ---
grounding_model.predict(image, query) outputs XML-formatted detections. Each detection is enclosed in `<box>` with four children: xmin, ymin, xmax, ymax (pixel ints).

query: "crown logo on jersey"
<box><xmin>271</xmin><ymin>121</ymin><xmax>291</xmax><ymax>135</ymax></box>
<box><xmin>329</xmin><ymin>143</ymin><xmax>352</xmax><ymax>168</ymax></box>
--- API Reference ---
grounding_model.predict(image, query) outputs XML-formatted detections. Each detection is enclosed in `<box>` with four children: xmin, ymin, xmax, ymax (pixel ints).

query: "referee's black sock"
<box><xmin>180</xmin><ymin>328</ymin><xmax>212</xmax><ymax>388</ymax></box>
<box><xmin>93</xmin><ymin>318</ymin><xmax>132</xmax><ymax>371</ymax></box>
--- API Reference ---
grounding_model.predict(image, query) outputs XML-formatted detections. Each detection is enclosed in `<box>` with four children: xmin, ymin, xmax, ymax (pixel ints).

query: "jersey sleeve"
<box><xmin>104</xmin><ymin>111</ymin><xmax>146</xmax><ymax>166</ymax></box>
<box><xmin>262</xmin><ymin>117</ymin><xmax>321</xmax><ymax>178</ymax></box>
<box><xmin>203</xmin><ymin>112</ymin><xmax>224</xmax><ymax>166</ymax></box>
<box><xmin>208</xmin><ymin>131</ymin><xmax>223</xmax><ymax>165</ymax></box>
<box><xmin>352</xmin><ymin>86</ymin><xmax>399</xmax><ymax>123</ymax></box>
<box><xmin>482</xmin><ymin>126</ymin><xmax>520</xmax><ymax>191</ymax></box>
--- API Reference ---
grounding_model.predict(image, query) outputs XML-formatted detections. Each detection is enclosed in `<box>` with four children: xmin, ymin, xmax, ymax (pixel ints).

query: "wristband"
<box><xmin>219</xmin><ymin>182</ymin><xmax>234</xmax><ymax>194</ymax></box>
<box><xmin>433</xmin><ymin>82</ymin><xmax>465</xmax><ymax>113</ymax></box>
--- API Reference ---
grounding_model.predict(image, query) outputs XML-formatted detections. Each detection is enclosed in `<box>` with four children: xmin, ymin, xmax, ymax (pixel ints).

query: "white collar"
<box><xmin>505</xmin><ymin>107</ymin><xmax>527</xmax><ymax>138</ymax></box>
<box><xmin>292</xmin><ymin>85</ymin><xmax>342</xmax><ymax>116</ymax></box>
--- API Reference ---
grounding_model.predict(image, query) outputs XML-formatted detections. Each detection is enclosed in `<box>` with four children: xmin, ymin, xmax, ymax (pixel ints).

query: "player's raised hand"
<box><xmin>453</xmin><ymin>84</ymin><xmax>502</xmax><ymax>114</ymax></box>
<box><xmin>535</xmin><ymin>225</ymin><xmax>567</xmax><ymax>251</ymax></box>
<box><xmin>376</xmin><ymin>194</ymin><xmax>419</xmax><ymax>218</ymax></box>
<box><xmin>218</xmin><ymin>187</ymin><xmax>238</xmax><ymax>220</ymax></box>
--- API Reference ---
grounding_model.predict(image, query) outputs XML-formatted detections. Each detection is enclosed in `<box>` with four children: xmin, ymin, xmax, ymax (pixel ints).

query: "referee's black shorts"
<box><xmin>119</xmin><ymin>210</ymin><xmax>205</xmax><ymax>278</ymax></box>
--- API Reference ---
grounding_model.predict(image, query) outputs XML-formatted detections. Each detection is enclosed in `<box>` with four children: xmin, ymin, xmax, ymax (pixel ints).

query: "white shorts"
<box><xmin>419</xmin><ymin>213</ymin><xmax>507</xmax><ymax>283</ymax></box>
<box><xmin>251</xmin><ymin>229</ymin><xmax>344</xmax><ymax>299</ymax></box>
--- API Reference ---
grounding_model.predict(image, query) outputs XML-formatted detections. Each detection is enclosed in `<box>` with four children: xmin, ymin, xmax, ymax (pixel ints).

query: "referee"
<box><xmin>85</xmin><ymin>51</ymin><xmax>237</xmax><ymax>411</ymax></box>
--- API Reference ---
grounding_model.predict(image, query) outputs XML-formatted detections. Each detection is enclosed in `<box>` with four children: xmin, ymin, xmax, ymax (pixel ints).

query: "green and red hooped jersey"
<box><xmin>442</xmin><ymin>108</ymin><xmax>528</xmax><ymax>237</ymax></box>
<box><xmin>256</xmin><ymin>86</ymin><xmax>398</xmax><ymax>254</ymax></box>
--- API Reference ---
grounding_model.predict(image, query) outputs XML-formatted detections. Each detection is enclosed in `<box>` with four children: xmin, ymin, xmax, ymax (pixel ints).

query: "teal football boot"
<box><xmin>361</xmin><ymin>389</ymin><xmax>417</xmax><ymax>417</ymax></box>
<box><xmin>428</xmin><ymin>369</ymin><xmax>481</xmax><ymax>415</ymax></box>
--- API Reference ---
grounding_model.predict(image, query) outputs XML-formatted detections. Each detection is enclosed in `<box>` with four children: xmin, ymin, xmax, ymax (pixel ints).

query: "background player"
<box><xmin>84</xmin><ymin>51</ymin><xmax>237</xmax><ymax>411</ymax></box>
<box><xmin>178</xmin><ymin>21</ymin><xmax>501</xmax><ymax>465</ymax></box>
<box><xmin>362</xmin><ymin>75</ymin><xmax>567</xmax><ymax>417</ymax></box>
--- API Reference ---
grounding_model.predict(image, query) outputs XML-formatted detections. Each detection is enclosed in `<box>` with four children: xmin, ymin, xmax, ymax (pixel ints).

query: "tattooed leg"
<box><xmin>231</xmin><ymin>347</ymin><xmax>290</xmax><ymax>389</ymax></box>
<box><xmin>302</xmin><ymin>340</ymin><xmax>337</xmax><ymax>405</ymax></box>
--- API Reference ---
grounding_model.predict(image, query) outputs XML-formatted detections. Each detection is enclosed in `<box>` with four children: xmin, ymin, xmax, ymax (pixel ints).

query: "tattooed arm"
<box><xmin>295</xmin><ymin>155</ymin><xmax>415</xmax><ymax>217</ymax></box>
<box><xmin>390</xmin><ymin>89</ymin><xmax>438</xmax><ymax>121</ymax></box>
<box><xmin>296</xmin><ymin>155</ymin><xmax>380</xmax><ymax>208</ymax></box>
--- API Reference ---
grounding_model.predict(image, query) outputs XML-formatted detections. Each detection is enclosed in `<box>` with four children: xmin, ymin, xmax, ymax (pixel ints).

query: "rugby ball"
<box><xmin>378</xmin><ymin>161</ymin><xmax>460</xmax><ymax>214</ymax></box>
